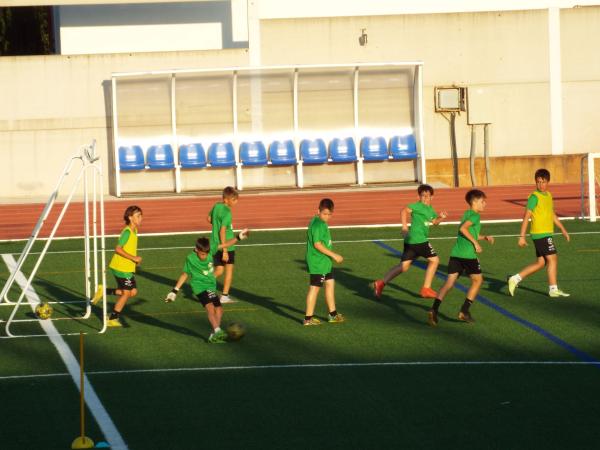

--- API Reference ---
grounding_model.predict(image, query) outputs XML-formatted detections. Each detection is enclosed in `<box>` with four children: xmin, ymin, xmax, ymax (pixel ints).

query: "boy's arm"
<box><xmin>477</xmin><ymin>233</ymin><xmax>495</xmax><ymax>244</ymax></box>
<box><xmin>459</xmin><ymin>220</ymin><xmax>483</xmax><ymax>254</ymax></box>
<box><xmin>165</xmin><ymin>273</ymin><xmax>188</xmax><ymax>302</ymax></box>
<box><xmin>553</xmin><ymin>214</ymin><xmax>570</xmax><ymax>241</ymax></box>
<box><xmin>400</xmin><ymin>207</ymin><xmax>411</xmax><ymax>235</ymax></box>
<box><xmin>314</xmin><ymin>241</ymin><xmax>343</xmax><ymax>264</ymax></box>
<box><xmin>432</xmin><ymin>211</ymin><xmax>448</xmax><ymax>226</ymax></box>
<box><xmin>518</xmin><ymin>209</ymin><xmax>533</xmax><ymax>247</ymax></box>
<box><xmin>217</xmin><ymin>229</ymin><xmax>250</xmax><ymax>250</ymax></box>
<box><xmin>219</xmin><ymin>225</ymin><xmax>229</xmax><ymax>261</ymax></box>
<box><xmin>115</xmin><ymin>245</ymin><xmax>142</xmax><ymax>265</ymax></box>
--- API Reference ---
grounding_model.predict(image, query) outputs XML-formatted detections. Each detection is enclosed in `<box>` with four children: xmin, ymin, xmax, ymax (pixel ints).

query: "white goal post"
<box><xmin>580</xmin><ymin>152</ymin><xmax>600</xmax><ymax>222</ymax></box>
<box><xmin>0</xmin><ymin>141</ymin><xmax>108</xmax><ymax>338</ymax></box>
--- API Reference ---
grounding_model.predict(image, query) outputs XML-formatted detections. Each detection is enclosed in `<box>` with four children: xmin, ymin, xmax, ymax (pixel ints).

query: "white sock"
<box><xmin>214</xmin><ymin>327</ymin><xmax>222</xmax><ymax>333</ymax></box>
<box><xmin>549</xmin><ymin>285</ymin><xmax>558</xmax><ymax>292</ymax></box>
<box><xmin>512</xmin><ymin>274</ymin><xmax>522</xmax><ymax>283</ymax></box>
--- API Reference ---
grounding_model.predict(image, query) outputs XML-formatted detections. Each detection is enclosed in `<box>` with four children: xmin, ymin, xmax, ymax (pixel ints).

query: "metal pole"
<box><xmin>469</xmin><ymin>125</ymin><xmax>476</xmax><ymax>186</ymax></box>
<box><xmin>484</xmin><ymin>124</ymin><xmax>491</xmax><ymax>185</ymax></box>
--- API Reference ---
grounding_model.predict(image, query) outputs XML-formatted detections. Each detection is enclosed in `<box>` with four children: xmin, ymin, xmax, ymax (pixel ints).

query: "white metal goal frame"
<box><xmin>0</xmin><ymin>141</ymin><xmax>108</xmax><ymax>338</ymax></box>
<box><xmin>580</xmin><ymin>152</ymin><xmax>600</xmax><ymax>222</ymax></box>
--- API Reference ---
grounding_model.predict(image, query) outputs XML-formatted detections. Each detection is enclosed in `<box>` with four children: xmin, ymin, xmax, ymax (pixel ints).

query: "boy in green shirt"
<box><xmin>165</xmin><ymin>231</ymin><xmax>248</xmax><ymax>343</ymax></box>
<box><xmin>208</xmin><ymin>186</ymin><xmax>239</xmax><ymax>303</ymax></box>
<box><xmin>427</xmin><ymin>190</ymin><xmax>494</xmax><ymax>327</ymax></box>
<box><xmin>303</xmin><ymin>198</ymin><xmax>345</xmax><ymax>326</ymax></box>
<box><xmin>507</xmin><ymin>169</ymin><xmax>570</xmax><ymax>297</ymax></box>
<box><xmin>373</xmin><ymin>184</ymin><xmax>447</xmax><ymax>299</ymax></box>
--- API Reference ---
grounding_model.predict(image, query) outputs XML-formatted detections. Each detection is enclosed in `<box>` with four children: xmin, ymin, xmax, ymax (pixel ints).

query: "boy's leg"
<box><xmin>508</xmin><ymin>257</ymin><xmax>545</xmax><ymax>296</ymax></box>
<box><xmin>428</xmin><ymin>269</ymin><xmax>459</xmax><ymax>327</ymax></box>
<box><xmin>545</xmin><ymin>254</ymin><xmax>569</xmax><ymax>297</ymax></box>
<box><xmin>458</xmin><ymin>274</ymin><xmax>482</xmax><ymax>323</ymax></box>
<box><xmin>420</xmin><ymin>256</ymin><xmax>440</xmax><ymax>298</ymax></box>
<box><xmin>373</xmin><ymin>260</ymin><xmax>412</xmax><ymax>298</ymax></box>
<box><xmin>304</xmin><ymin>285</ymin><xmax>321</xmax><ymax>325</ymax></box>
<box><xmin>205</xmin><ymin>303</ymin><xmax>219</xmax><ymax>330</ymax></box>
<box><xmin>220</xmin><ymin>264</ymin><xmax>235</xmax><ymax>303</ymax></box>
<box><xmin>324</xmin><ymin>278</ymin><xmax>344</xmax><ymax>323</ymax></box>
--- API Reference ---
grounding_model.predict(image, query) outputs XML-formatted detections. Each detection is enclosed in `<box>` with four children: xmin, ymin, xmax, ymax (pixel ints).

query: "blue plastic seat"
<box><xmin>179</xmin><ymin>143</ymin><xmax>207</xmax><ymax>168</ymax></box>
<box><xmin>147</xmin><ymin>144</ymin><xmax>175</xmax><ymax>169</ymax></box>
<box><xmin>389</xmin><ymin>135</ymin><xmax>418</xmax><ymax>160</ymax></box>
<box><xmin>300</xmin><ymin>139</ymin><xmax>328</xmax><ymax>164</ymax></box>
<box><xmin>208</xmin><ymin>142</ymin><xmax>237</xmax><ymax>167</ymax></box>
<box><xmin>240</xmin><ymin>141</ymin><xmax>268</xmax><ymax>166</ymax></box>
<box><xmin>329</xmin><ymin>138</ymin><xmax>357</xmax><ymax>163</ymax></box>
<box><xmin>269</xmin><ymin>140</ymin><xmax>297</xmax><ymax>165</ymax></box>
<box><xmin>118</xmin><ymin>145</ymin><xmax>145</xmax><ymax>171</ymax></box>
<box><xmin>361</xmin><ymin>137</ymin><xmax>389</xmax><ymax>161</ymax></box>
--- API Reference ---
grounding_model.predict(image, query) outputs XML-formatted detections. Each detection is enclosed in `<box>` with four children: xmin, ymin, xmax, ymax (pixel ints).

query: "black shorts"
<box><xmin>401</xmin><ymin>242</ymin><xmax>437</xmax><ymax>261</ymax></box>
<box><xmin>533</xmin><ymin>236</ymin><xmax>557</xmax><ymax>258</ymax></box>
<box><xmin>213</xmin><ymin>250</ymin><xmax>235</xmax><ymax>266</ymax></box>
<box><xmin>115</xmin><ymin>275</ymin><xmax>136</xmax><ymax>291</ymax></box>
<box><xmin>447</xmin><ymin>257</ymin><xmax>481</xmax><ymax>276</ymax></box>
<box><xmin>196</xmin><ymin>290</ymin><xmax>221</xmax><ymax>307</ymax></box>
<box><xmin>309</xmin><ymin>272</ymin><xmax>334</xmax><ymax>287</ymax></box>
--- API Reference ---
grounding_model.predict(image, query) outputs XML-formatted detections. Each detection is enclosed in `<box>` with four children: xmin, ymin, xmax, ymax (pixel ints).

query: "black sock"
<box><xmin>222</xmin><ymin>292</ymin><xmax>229</xmax><ymax>297</ymax></box>
<box><xmin>109</xmin><ymin>311</ymin><xmax>121</xmax><ymax>320</ymax></box>
<box><xmin>431</xmin><ymin>299</ymin><xmax>442</xmax><ymax>312</ymax></box>
<box><xmin>329</xmin><ymin>310</ymin><xmax>337</xmax><ymax>317</ymax></box>
<box><xmin>304</xmin><ymin>315</ymin><xmax>312</xmax><ymax>321</ymax></box>
<box><xmin>461</xmin><ymin>299</ymin><xmax>473</xmax><ymax>313</ymax></box>
<box><xmin>107</xmin><ymin>288</ymin><xmax>117</xmax><ymax>296</ymax></box>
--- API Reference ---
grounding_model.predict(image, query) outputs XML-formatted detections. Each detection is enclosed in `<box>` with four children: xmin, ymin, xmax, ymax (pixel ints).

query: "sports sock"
<box><xmin>431</xmin><ymin>299</ymin><xmax>442</xmax><ymax>312</ymax></box>
<box><xmin>214</xmin><ymin>327</ymin><xmax>222</xmax><ymax>333</ymax></box>
<box><xmin>549</xmin><ymin>285</ymin><xmax>558</xmax><ymax>292</ymax></box>
<box><xmin>460</xmin><ymin>299</ymin><xmax>473</xmax><ymax>313</ymax></box>
<box><xmin>222</xmin><ymin>292</ymin><xmax>229</xmax><ymax>297</ymax></box>
<box><xmin>106</xmin><ymin>288</ymin><xmax>117</xmax><ymax>295</ymax></box>
<box><xmin>109</xmin><ymin>311</ymin><xmax>120</xmax><ymax>320</ymax></box>
<box><xmin>329</xmin><ymin>310</ymin><xmax>337</xmax><ymax>317</ymax></box>
<box><xmin>304</xmin><ymin>315</ymin><xmax>313</xmax><ymax>321</ymax></box>
<box><xmin>513</xmin><ymin>274</ymin><xmax>522</xmax><ymax>283</ymax></box>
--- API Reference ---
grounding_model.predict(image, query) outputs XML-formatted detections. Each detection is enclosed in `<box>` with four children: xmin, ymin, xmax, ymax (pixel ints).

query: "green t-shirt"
<box><xmin>450</xmin><ymin>209</ymin><xmax>481</xmax><ymax>259</ymax></box>
<box><xmin>306</xmin><ymin>216</ymin><xmax>333</xmax><ymax>274</ymax></box>
<box><xmin>210</xmin><ymin>202</ymin><xmax>235</xmax><ymax>251</ymax></box>
<box><xmin>110</xmin><ymin>228</ymin><xmax>133</xmax><ymax>279</ymax></box>
<box><xmin>183</xmin><ymin>249</ymin><xmax>217</xmax><ymax>295</ymax></box>
<box><xmin>526</xmin><ymin>191</ymin><xmax>552</xmax><ymax>240</ymax></box>
<box><xmin>406</xmin><ymin>202</ymin><xmax>438</xmax><ymax>244</ymax></box>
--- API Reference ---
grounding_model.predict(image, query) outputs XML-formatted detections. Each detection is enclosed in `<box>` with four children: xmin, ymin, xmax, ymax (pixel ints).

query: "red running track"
<box><xmin>0</xmin><ymin>184</ymin><xmax>583</xmax><ymax>240</ymax></box>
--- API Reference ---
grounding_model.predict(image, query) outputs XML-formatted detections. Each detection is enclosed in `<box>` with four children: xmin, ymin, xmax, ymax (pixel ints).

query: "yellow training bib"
<box><xmin>530</xmin><ymin>191</ymin><xmax>554</xmax><ymax>235</ymax></box>
<box><xmin>109</xmin><ymin>227</ymin><xmax>138</xmax><ymax>273</ymax></box>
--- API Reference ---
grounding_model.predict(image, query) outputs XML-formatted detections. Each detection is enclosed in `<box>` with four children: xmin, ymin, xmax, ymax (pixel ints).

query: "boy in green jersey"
<box><xmin>208</xmin><ymin>186</ymin><xmax>240</xmax><ymax>303</ymax></box>
<box><xmin>507</xmin><ymin>169</ymin><xmax>570</xmax><ymax>298</ymax></box>
<box><xmin>427</xmin><ymin>190</ymin><xmax>494</xmax><ymax>327</ymax></box>
<box><xmin>92</xmin><ymin>205</ymin><xmax>143</xmax><ymax>328</ymax></box>
<box><xmin>165</xmin><ymin>232</ymin><xmax>248</xmax><ymax>343</ymax></box>
<box><xmin>373</xmin><ymin>184</ymin><xmax>447</xmax><ymax>299</ymax></box>
<box><xmin>303</xmin><ymin>198</ymin><xmax>345</xmax><ymax>326</ymax></box>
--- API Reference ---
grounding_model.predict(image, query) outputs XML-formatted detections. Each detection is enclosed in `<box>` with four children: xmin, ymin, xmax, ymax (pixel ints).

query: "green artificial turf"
<box><xmin>1</xmin><ymin>221</ymin><xmax>599</xmax><ymax>449</ymax></box>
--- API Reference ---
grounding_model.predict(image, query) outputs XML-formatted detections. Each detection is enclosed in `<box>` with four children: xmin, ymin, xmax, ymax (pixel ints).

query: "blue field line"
<box><xmin>373</xmin><ymin>240</ymin><xmax>600</xmax><ymax>367</ymax></box>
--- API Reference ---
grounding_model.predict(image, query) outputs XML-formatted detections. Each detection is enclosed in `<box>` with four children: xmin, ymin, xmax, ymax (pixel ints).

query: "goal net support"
<box><xmin>0</xmin><ymin>141</ymin><xmax>108</xmax><ymax>338</ymax></box>
<box><xmin>580</xmin><ymin>153</ymin><xmax>600</xmax><ymax>222</ymax></box>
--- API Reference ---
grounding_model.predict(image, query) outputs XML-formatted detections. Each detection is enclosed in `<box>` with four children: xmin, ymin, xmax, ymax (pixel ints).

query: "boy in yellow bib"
<box><xmin>93</xmin><ymin>205</ymin><xmax>143</xmax><ymax>326</ymax></box>
<box><xmin>507</xmin><ymin>169</ymin><xmax>570</xmax><ymax>298</ymax></box>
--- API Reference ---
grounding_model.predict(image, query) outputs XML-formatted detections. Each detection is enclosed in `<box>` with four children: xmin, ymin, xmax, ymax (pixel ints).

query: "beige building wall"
<box><xmin>0</xmin><ymin>49</ymin><xmax>248</xmax><ymax>200</ymax></box>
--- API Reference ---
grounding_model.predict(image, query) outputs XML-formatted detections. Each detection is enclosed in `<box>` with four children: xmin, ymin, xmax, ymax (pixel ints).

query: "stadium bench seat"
<box><xmin>179</xmin><ymin>143</ymin><xmax>207</xmax><ymax>169</ymax></box>
<box><xmin>389</xmin><ymin>134</ymin><xmax>418</xmax><ymax>160</ymax></box>
<box><xmin>269</xmin><ymin>140</ymin><xmax>297</xmax><ymax>165</ymax></box>
<box><xmin>147</xmin><ymin>144</ymin><xmax>175</xmax><ymax>169</ymax></box>
<box><xmin>329</xmin><ymin>137</ymin><xmax>358</xmax><ymax>163</ymax></box>
<box><xmin>240</xmin><ymin>141</ymin><xmax>268</xmax><ymax>166</ymax></box>
<box><xmin>118</xmin><ymin>145</ymin><xmax>145</xmax><ymax>171</ymax></box>
<box><xmin>300</xmin><ymin>139</ymin><xmax>328</xmax><ymax>164</ymax></box>
<box><xmin>361</xmin><ymin>136</ymin><xmax>389</xmax><ymax>161</ymax></box>
<box><xmin>208</xmin><ymin>142</ymin><xmax>237</xmax><ymax>167</ymax></box>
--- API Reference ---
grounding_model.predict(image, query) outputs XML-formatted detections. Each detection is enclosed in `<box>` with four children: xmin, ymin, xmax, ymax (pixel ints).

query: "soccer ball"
<box><xmin>226</xmin><ymin>322</ymin><xmax>246</xmax><ymax>341</ymax></box>
<box><xmin>35</xmin><ymin>302</ymin><xmax>53</xmax><ymax>320</ymax></box>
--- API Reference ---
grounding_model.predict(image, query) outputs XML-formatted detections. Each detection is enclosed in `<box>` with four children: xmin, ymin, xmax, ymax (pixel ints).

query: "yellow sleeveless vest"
<box><xmin>109</xmin><ymin>227</ymin><xmax>138</xmax><ymax>273</ymax></box>
<box><xmin>530</xmin><ymin>191</ymin><xmax>554</xmax><ymax>235</ymax></box>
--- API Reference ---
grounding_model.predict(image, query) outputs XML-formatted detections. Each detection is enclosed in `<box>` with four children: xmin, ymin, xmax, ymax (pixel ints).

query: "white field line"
<box><xmin>0</xmin><ymin>215</ymin><xmax>585</xmax><ymax>243</ymax></box>
<box><xmin>5</xmin><ymin>229</ymin><xmax>600</xmax><ymax>256</ymax></box>
<box><xmin>1</xmin><ymin>254</ymin><xmax>128</xmax><ymax>450</ymax></box>
<box><xmin>0</xmin><ymin>359</ymin><xmax>594</xmax><ymax>381</ymax></box>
